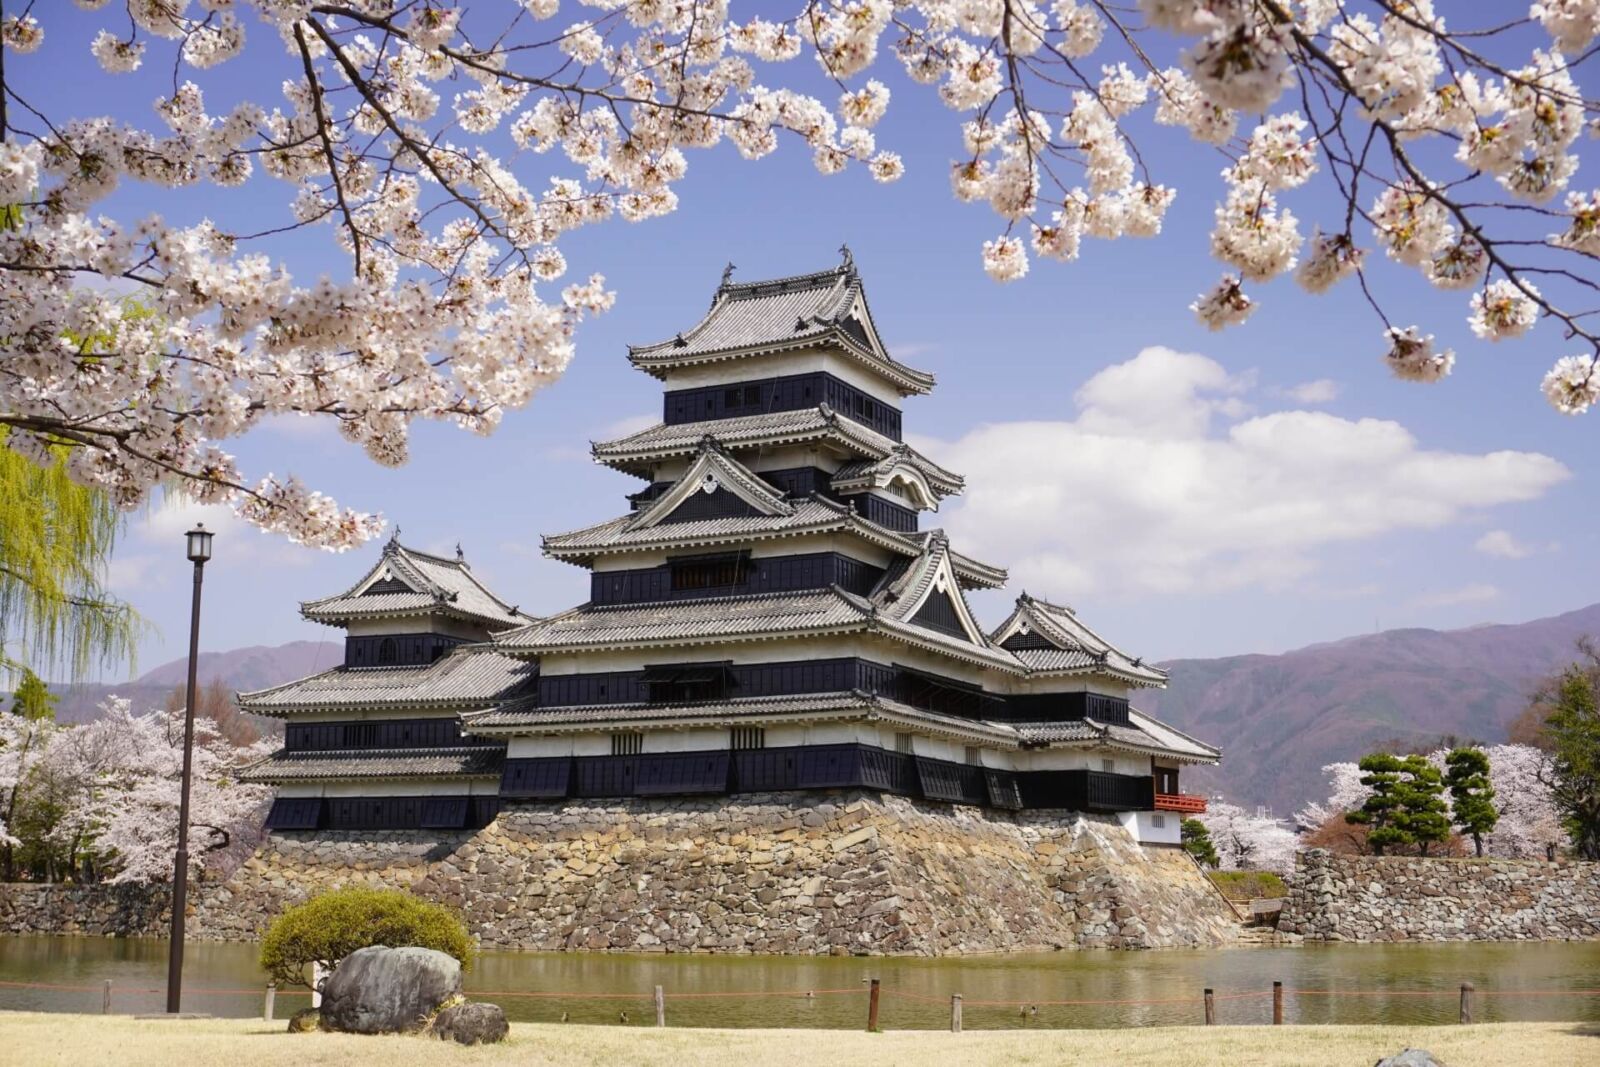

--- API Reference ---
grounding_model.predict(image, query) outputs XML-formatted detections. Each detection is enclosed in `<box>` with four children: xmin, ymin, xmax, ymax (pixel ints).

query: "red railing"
<box><xmin>1154</xmin><ymin>792</ymin><xmax>1207</xmax><ymax>814</ymax></box>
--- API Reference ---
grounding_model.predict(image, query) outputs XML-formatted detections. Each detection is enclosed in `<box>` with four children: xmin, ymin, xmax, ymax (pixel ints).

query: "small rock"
<box><xmin>431</xmin><ymin>1002</ymin><xmax>509</xmax><ymax>1045</ymax></box>
<box><xmin>286</xmin><ymin>1008</ymin><xmax>321</xmax><ymax>1033</ymax></box>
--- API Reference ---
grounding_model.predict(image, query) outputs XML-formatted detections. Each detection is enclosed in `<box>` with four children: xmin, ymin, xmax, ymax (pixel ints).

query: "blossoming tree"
<box><xmin>2</xmin><ymin>1</ymin><xmax>1597</xmax><ymax>548</ymax></box>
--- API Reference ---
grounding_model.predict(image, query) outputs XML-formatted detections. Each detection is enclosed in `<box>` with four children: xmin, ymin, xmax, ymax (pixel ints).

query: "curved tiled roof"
<box><xmin>590</xmin><ymin>406</ymin><xmax>964</xmax><ymax>495</ymax></box>
<box><xmin>239</xmin><ymin>745</ymin><xmax>504</xmax><ymax>783</ymax></box>
<box><xmin>627</xmin><ymin>262</ymin><xmax>935</xmax><ymax>395</ymax></box>
<box><xmin>237</xmin><ymin>647</ymin><xmax>538</xmax><ymax>716</ymax></box>
<box><xmin>989</xmin><ymin>593</ymin><xmax>1167</xmax><ymax>687</ymax></box>
<box><xmin>302</xmin><ymin>540</ymin><xmax>532</xmax><ymax>630</ymax></box>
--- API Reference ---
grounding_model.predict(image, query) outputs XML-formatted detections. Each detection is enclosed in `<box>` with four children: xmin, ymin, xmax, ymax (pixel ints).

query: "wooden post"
<box><xmin>1460</xmin><ymin>982</ymin><xmax>1474</xmax><ymax>1025</ymax></box>
<box><xmin>1203</xmin><ymin>988</ymin><xmax>1215</xmax><ymax>1025</ymax></box>
<box><xmin>311</xmin><ymin>962</ymin><xmax>324</xmax><ymax>1009</ymax></box>
<box><xmin>866</xmin><ymin>978</ymin><xmax>881</xmax><ymax>1032</ymax></box>
<box><xmin>654</xmin><ymin>985</ymin><xmax>665</xmax><ymax>1028</ymax></box>
<box><xmin>950</xmin><ymin>994</ymin><xmax>962</xmax><ymax>1033</ymax></box>
<box><xmin>264</xmin><ymin>982</ymin><xmax>276</xmax><ymax>1022</ymax></box>
<box><xmin>1272</xmin><ymin>981</ymin><xmax>1283</xmax><ymax>1025</ymax></box>
<box><xmin>102</xmin><ymin>979</ymin><xmax>112</xmax><ymax>1015</ymax></box>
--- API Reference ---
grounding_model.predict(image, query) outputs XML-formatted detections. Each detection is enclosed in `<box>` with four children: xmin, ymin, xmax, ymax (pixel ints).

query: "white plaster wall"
<box><xmin>346</xmin><ymin>616</ymin><xmax>489</xmax><ymax>641</ymax></box>
<box><xmin>586</xmin><ymin>533</ymin><xmax>897</xmax><ymax>573</ymax></box>
<box><xmin>1119</xmin><ymin>810</ymin><xmax>1182</xmax><ymax>846</ymax></box>
<box><xmin>657</xmin><ymin>347</ymin><xmax>909</xmax><ymax>404</ymax></box>
<box><xmin>268</xmin><ymin>706</ymin><xmax>480</xmax><ymax>723</ymax></box>
<box><xmin>642</xmin><ymin>728</ymin><xmax>728</xmax><ymax>753</ymax></box>
<box><xmin>276</xmin><ymin>780</ymin><xmax>491</xmax><ymax>798</ymax></box>
<box><xmin>1018</xmin><ymin>750</ymin><xmax>1152</xmax><ymax>775</ymax></box>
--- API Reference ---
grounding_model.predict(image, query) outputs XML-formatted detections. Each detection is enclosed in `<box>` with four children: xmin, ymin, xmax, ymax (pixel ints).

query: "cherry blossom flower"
<box><xmin>1542</xmin><ymin>353</ymin><xmax>1600</xmax><ymax>413</ymax></box>
<box><xmin>982</xmin><ymin>234</ymin><xmax>1029</xmax><ymax>281</ymax></box>
<box><xmin>1384</xmin><ymin>326</ymin><xmax>1455</xmax><ymax>383</ymax></box>
<box><xmin>1191</xmin><ymin>274</ymin><xmax>1256</xmax><ymax>330</ymax></box>
<box><xmin>1470</xmin><ymin>280</ymin><xmax>1541</xmax><ymax>341</ymax></box>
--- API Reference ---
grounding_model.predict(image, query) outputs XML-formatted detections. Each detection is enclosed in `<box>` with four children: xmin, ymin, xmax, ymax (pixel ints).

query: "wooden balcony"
<box><xmin>1154</xmin><ymin>792</ymin><xmax>1208</xmax><ymax>814</ymax></box>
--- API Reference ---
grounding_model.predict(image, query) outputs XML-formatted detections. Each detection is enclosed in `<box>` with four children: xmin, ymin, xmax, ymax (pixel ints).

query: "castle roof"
<box><xmin>627</xmin><ymin>258</ymin><xmax>936</xmax><ymax>395</ymax></box>
<box><xmin>239</xmin><ymin>744</ymin><xmax>504</xmax><ymax>784</ymax></box>
<box><xmin>590</xmin><ymin>406</ymin><xmax>963</xmax><ymax>496</ymax></box>
<box><xmin>301</xmin><ymin>539</ymin><xmax>532</xmax><ymax>630</ymax></box>
<box><xmin>237</xmin><ymin>646</ymin><xmax>538</xmax><ymax>716</ymax></box>
<box><xmin>989</xmin><ymin>593</ymin><xmax>1167</xmax><ymax>687</ymax></box>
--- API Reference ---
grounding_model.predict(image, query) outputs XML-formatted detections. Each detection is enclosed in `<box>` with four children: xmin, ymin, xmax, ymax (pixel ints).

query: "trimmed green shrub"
<box><xmin>259</xmin><ymin>887</ymin><xmax>473</xmax><ymax>988</ymax></box>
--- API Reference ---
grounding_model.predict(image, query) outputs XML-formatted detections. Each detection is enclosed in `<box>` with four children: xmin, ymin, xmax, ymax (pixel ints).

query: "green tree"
<box><xmin>1181</xmin><ymin>818</ymin><xmax>1219</xmax><ymax>868</ymax></box>
<box><xmin>1540</xmin><ymin>663</ymin><xmax>1600</xmax><ymax>860</ymax></box>
<box><xmin>1347</xmin><ymin>753</ymin><xmax>1406</xmax><ymax>855</ymax></box>
<box><xmin>259</xmin><ymin>888</ymin><xmax>473</xmax><ymax>989</ymax></box>
<box><xmin>7</xmin><ymin>669</ymin><xmax>57</xmax><ymax>721</ymax></box>
<box><xmin>1347</xmin><ymin>753</ymin><xmax>1451</xmax><ymax>856</ymax></box>
<box><xmin>0</xmin><ymin>426</ymin><xmax>142</xmax><ymax>681</ymax></box>
<box><xmin>1444</xmin><ymin>747</ymin><xmax>1499</xmax><ymax>857</ymax></box>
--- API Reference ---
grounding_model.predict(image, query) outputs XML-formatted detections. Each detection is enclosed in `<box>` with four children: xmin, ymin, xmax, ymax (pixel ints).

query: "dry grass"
<box><xmin>2</xmin><ymin>1012</ymin><xmax>1595</xmax><ymax>1067</ymax></box>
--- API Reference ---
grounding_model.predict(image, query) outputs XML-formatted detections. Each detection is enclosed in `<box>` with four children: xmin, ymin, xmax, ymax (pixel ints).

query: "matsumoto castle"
<box><xmin>241</xmin><ymin>253</ymin><xmax>1219</xmax><ymax>848</ymax></box>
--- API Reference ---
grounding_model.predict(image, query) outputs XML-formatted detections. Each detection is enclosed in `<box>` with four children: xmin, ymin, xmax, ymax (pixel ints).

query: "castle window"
<box><xmin>377</xmin><ymin>638</ymin><xmax>397</xmax><ymax>665</ymax></box>
<box><xmin>732</xmin><ymin>726</ymin><xmax>765</xmax><ymax>751</ymax></box>
<box><xmin>611</xmin><ymin>732</ymin><xmax>644</xmax><ymax>756</ymax></box>
<box><xmin>724</xmin><ymin>387</ymin><xmax>742</xmax><ymax>408</ymax></box>
<box><xmin>895</xmin><ymin>732</ymin><xmax>914</xmax><ymax>755</ymax></box>
<box><xmin>1151</xmin><ymin>814</ymin><xmax>1167</xmax><ymax>829</ymax></box>
<box><xmin>964</xmin><ymin>746</ymin><xmax>982</xmax><ymax>766</ymax></box>
<box><xmin>1101</xmin><ymin>758</ymin><xmax>1116</xmax><ymax>773</ymax></box>
<box><xmin>670</xmin><ymin>552</ymin><xmax>749</xmax><ymax>591</ymax></box>
<box><xmin>744</xmin><ymin>384</ymin><xmax>762</xmax><ymax>406</ymax></box>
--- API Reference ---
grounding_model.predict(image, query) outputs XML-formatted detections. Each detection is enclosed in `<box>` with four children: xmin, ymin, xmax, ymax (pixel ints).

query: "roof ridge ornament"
<box><xmin>455</xmin><ymin>541</ymin><xmax>464</xmax><ymax>563</ymax></box>
<box><xmin>839</xmin><ymin>243</ymin><xmax>854</xmax><ymax>273</ymax></box>
<box><xmin>721</xmin><ymin>261</ymin><xmax>736</xmax><ymax>287</ymax></box>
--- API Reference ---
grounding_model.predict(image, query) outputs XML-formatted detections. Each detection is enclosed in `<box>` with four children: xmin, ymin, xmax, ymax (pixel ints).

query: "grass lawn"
<box><xmin>3</xmin><ymin>1012</ymin><xmax>1596</xmax><ymax>1066</ymax></box>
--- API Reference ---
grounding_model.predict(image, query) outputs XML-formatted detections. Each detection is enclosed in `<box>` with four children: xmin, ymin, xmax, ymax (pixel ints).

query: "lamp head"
<box><xmin>185</xmin><ymin>523</ymin><xmax>214</xmax><ymax>563</ymax></box>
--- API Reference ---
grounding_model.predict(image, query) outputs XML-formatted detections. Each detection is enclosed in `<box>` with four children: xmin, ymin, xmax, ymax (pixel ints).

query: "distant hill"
<box><xmin>1143</xmin><ymin>603</ymin><xmax>1600</xmax><ymax>817</ymax></box>
<box><xmin>46</xmin><ymin>640</ymin><xmax>342</xmax><ymax>723</ymax></box>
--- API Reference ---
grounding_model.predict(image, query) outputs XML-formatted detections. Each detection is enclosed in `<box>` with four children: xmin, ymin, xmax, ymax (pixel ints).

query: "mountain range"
<box><xmin>30</xmin><ymin>605</ymin><xmax>1600</xmax><ymax>814</ymax></box>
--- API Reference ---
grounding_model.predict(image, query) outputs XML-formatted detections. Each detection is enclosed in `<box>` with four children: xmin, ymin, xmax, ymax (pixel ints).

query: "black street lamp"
<box><xmin>166</xmin><ymin>523</ymin><xmax>213</xmax><ymax>1014</ymax></box>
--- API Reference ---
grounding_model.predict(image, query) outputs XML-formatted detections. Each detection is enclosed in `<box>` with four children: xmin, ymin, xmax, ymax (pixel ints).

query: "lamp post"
<box><xmin>166</xmin><ymin>523</ymin><xmax>213</xmax><ymax>1015</ymax></box>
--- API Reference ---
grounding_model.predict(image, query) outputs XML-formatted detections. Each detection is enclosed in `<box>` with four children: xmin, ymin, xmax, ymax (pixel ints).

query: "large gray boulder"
<box><xmin>319</xmin><ymin>946</ymin><xmax>462</xmax><ymax>1034</ymax></box>
<box><xmin>431</xmin><ymin>1002</ymin><xmax>509</xmax><ymax>1045</ymax></box>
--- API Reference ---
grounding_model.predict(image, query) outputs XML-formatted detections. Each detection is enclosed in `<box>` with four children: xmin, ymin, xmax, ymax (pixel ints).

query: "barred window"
<box><xmin>731</xmin><ymin>726</ymin><xmax>766</xmax><ymax>751</ymax></box>
<box><xmin>377</xmin><ymin>638</ymin><xmax>397</xmax><ymax>665</ymax></box>
<box><xmin>611</xmin><ymin>732</ymin><xmax>644</xmax><ymax>756</ymax></box>
<box><xmin>964</xmin><ymin>746</ymin><xmax>982</xmax><ymax>766</ymax></box>
<box><xmin>894</xmin><ymin>732</ymin><xmax>914</xmax><ymax>755</ymax></box>
<box><xmin>1101</xmin><ymin>758</ymin><xmax>1116</xmax><ymax>773</ymax></box>
<box><xmin>1151</xmin><ymin>814</ymin><xmax>1167</xmax><ymax>829</ymax></box>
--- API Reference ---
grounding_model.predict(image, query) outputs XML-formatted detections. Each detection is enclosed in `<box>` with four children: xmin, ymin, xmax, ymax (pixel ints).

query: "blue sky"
<box><xmin>13</xmin><ymin>10</ymin><xmax>1597</xmax><ymax>679</ymax></box>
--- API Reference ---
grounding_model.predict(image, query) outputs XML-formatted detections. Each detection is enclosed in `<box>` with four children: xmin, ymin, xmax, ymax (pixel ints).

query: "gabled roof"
<box><xmin>623</xmin><ymin>438</ymin><xmax>792</xmax><ymax>531</ymax></box>
<box><xmin>1010</xmin><ymin>710</ymin><xmax>1220</xmax><ymax>764</ymax></box>
<box><xmin>989</xmin><ymin>593</ymin><xmax>1167</xmax><ymax>687</ymax></box>
<box><xmin>868</xmin><ymin>532</ymin><xmax>989</xmax><ymax>647</ymax></box>
<box><xmin>590</xmin><ymin>406</ymin><xmax>964</xmax><ymax>496</ymax></box>
<box><xmin>543</xmin><ymin>494</ymin><xmax>1007</xmax><ymax>591</ymax></box>
<box><xmin>237</xmin><ymin>646</ymin><xmax>539</xmax><ymax>716</ymax></box>
<box><xmin>830</xmin><ymin>445</ymin><xmax>952</xmax><ymax>508</ymax></box>
<box><xmin>627</xmin><ymin>258</ymin><xmax>936</xmax><ymax>396</ymax></box>
<box><xmin>238</xmin><ymin>745</ymin><xmax>505</xmax><ymax>783</ymax></box>
<box><xmin>301</xmin><ymin>538</ymin><xmax>532</xmax><ymax>630</ymax></box>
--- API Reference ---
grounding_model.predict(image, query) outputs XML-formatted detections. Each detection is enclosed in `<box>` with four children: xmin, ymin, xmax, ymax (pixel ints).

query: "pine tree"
<box><xmin>1181</xmin><ymin>818</ymin><xmax>1219</xmax><ymax>868</ymax></box>
<box><xmin>7</xmin><ymin>669</ymin><xmax>57</xmax><ymax>721</ymax></box>
<box><xmin>1445</xmin><ymin>747</ymin><xmax>1499</xmax><ymax>857</ymax></box>
<box><xmin>1541</xmin><ymin>665</ymin><xmax>1600</xmax><ymax>860</ymax></box>
<box><xmin>1395</xmin><ymin>755</ymin><xmax>1452</xmax><ymax>857</ymax></box>
<box><xmin>1346</xmin><ymin>753</ymin><xmax>1406</xmax><ymax>855</ymax></box>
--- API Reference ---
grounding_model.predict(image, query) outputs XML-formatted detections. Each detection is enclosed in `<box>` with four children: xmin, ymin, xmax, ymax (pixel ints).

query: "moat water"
<box><xmin>2</xmin><ymin>936</ymin><xmax>1597</xmax><ymax>1028</ymax></box>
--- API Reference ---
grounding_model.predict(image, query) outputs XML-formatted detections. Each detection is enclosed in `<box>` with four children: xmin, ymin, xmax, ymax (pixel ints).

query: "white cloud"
<box><xmin>106</xmin><ymin>500</ymin><xmax>313</xmax><ymax>595</ymax></box>
<box><xmin>1410</xmin><ymin>583</ymin><xmax>1501</xmax><ymax>608</ymax></box>
<box><xmin>923</xmin><ymin>346</ymin><xmax>1570</xmax><ymax>600</ymax></box>
<box><xmin>1286</xmin><ymin>378</ymin><xmax>1341</xmax><ymax>404</ymax></box>
<box><xmin>1474</xmin><ymin>529</ymin><xmax>1555</xmax><ymax>559</ymax></box>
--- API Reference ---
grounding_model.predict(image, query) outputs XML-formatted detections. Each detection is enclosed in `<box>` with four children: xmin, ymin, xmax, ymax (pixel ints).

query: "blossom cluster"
<box><xmin>1</xmin><ymin>2</ymin><xmax>1597</xmax><ymax>553</ymax></box>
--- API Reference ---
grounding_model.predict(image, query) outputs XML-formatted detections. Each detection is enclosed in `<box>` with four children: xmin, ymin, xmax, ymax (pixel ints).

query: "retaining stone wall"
<box><xmin>2</xmin><ymin>793</ymin><xmax>1240</xmax><ymax>954</ymax></box>
<box><xmin>1280</xmin><ymin>848</ymin><xmax>1600</xmax><ymax>942</ymax></box>
<box><xmin>0</xmin><ymin>882</ymin><xmax>170</xmax><ymax>937</ymax></box>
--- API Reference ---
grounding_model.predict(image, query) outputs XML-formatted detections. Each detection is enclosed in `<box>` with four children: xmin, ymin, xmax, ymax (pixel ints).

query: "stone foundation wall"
<box><xmin>1280</xmin><ymin>848</ymin><xmax>1600</xmax><ymax>942</ymax></box>
<box><xmin>2</xmin><ymin>793</ymin><xmax>1241</xmax><ymax>954</ymax></box>
<box><xmin>0</xmin><ymin>882</ymin><xmax>171</xmax><ymax>937</ymax></box>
